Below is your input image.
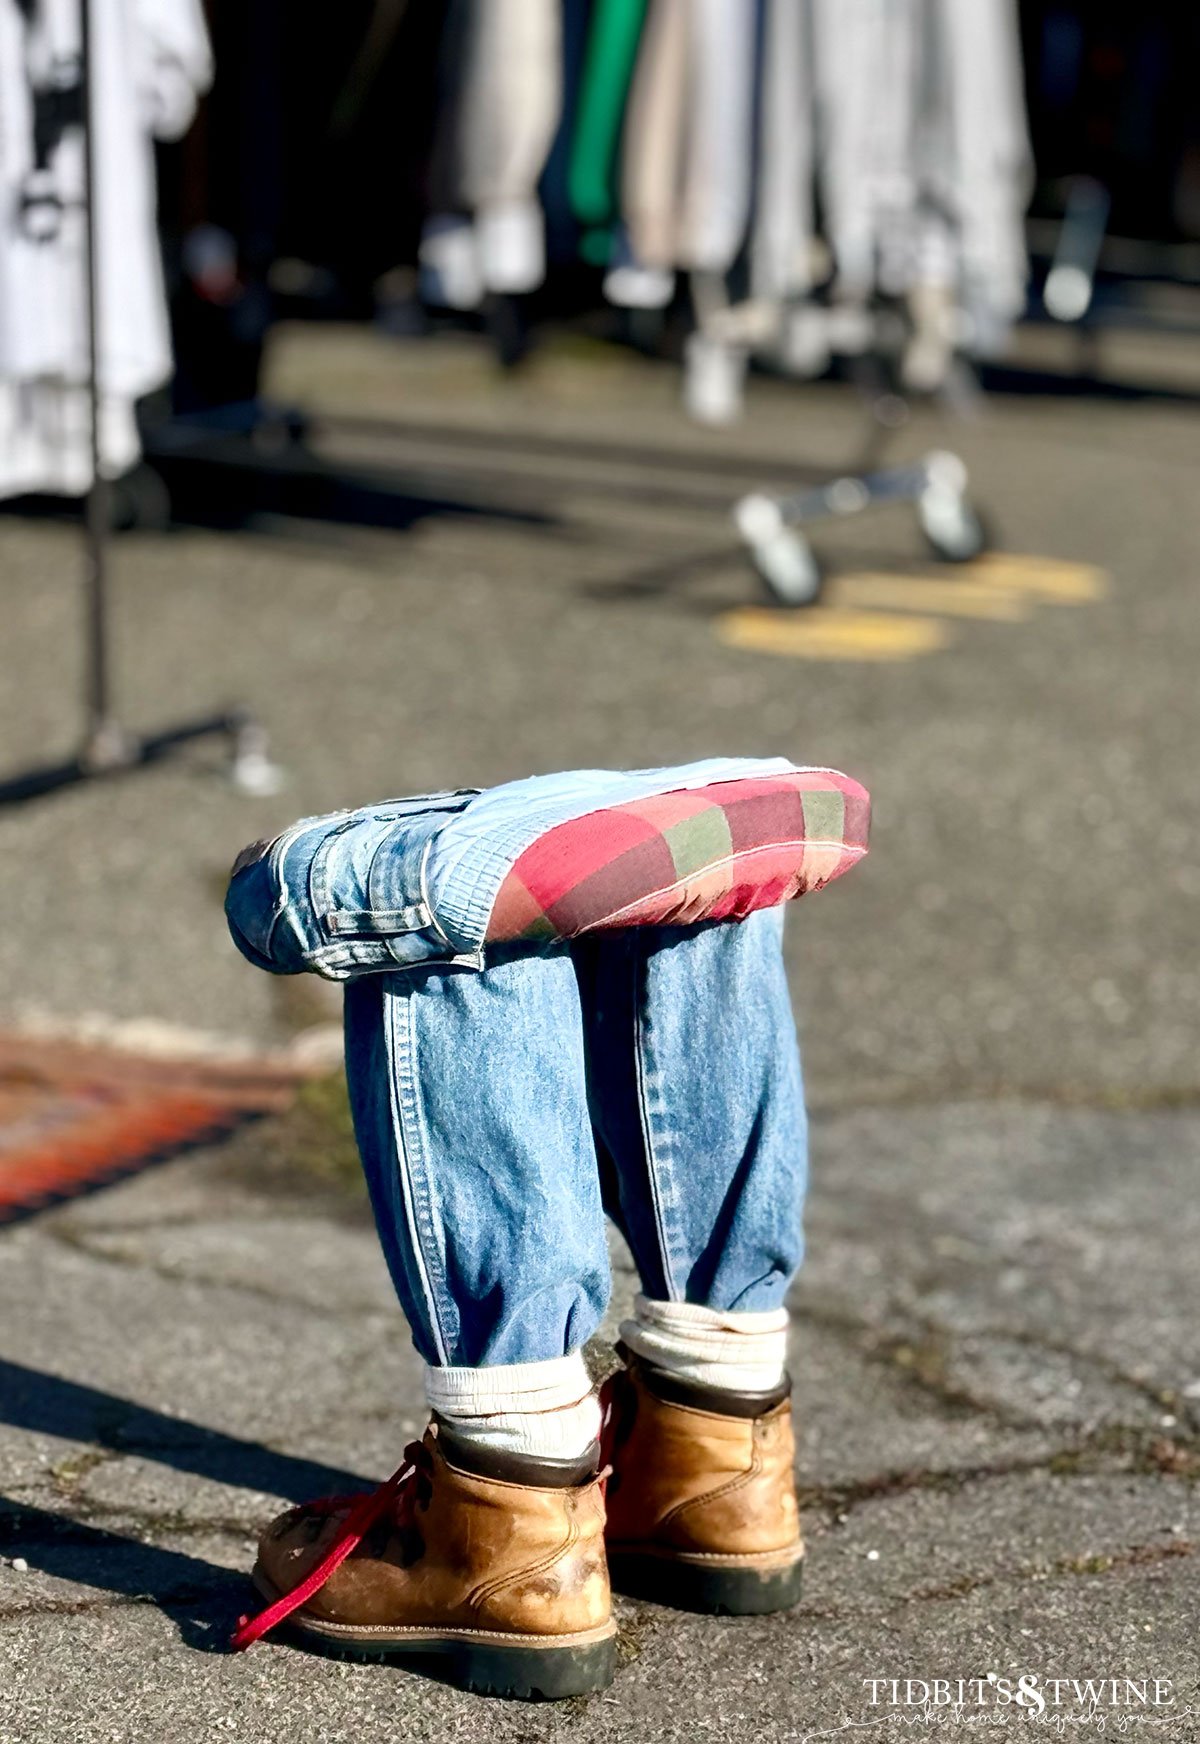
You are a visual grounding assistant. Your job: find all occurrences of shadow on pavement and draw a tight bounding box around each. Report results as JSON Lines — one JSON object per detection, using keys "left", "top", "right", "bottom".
{"left": 0, "top": 1358, "right": 368, "bottom": 1500}
{"left": 0, "top": 1495, "right": 237, "bottom": 1652}
{"left": 0, "top": 435, "right": 555, "bottom": 543}
{"left": 0, "top": 1357, "right": 374, "bottom": 1649}
{"left": 144, "top": 442, "right": 557, "bottom": 537}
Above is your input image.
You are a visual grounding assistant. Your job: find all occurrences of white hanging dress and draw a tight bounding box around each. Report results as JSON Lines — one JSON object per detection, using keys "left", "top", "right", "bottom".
{"left": 0, "top": 0, "right": 211, "bottom": 498}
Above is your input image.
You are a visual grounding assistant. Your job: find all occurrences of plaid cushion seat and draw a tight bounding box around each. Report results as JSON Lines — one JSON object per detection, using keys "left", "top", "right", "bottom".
{"left": 485, "top": 771, "right": 869, "bottom": 944}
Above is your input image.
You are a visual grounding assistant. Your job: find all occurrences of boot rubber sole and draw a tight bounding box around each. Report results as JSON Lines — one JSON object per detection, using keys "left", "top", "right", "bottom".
{"left": 244, "top": 1571, "right": 616, "bottom": 1700}
{"left": 607, "top": 1543, "right": 804, "bottom": 1616}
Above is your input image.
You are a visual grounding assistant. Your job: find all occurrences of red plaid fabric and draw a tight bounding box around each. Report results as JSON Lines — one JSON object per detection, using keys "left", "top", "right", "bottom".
{"left": 485, "top": 771, "right": 869, "bottom": 943}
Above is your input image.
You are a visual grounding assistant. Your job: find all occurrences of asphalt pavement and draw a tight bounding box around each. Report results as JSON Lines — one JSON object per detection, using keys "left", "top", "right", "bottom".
{"left": 0, "top": 327, "right": 1197, "bottom": 1740}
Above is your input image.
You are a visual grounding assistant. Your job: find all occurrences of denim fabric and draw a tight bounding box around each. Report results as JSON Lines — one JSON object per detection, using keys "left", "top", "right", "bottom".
{"left": 224, "top": 758, "right": 798, "bottom": 978}
{"left": 224, "top": 791, "right": 482, "bottom": 979}
{"left": 574, "top": 907, "right": 805, "bottom": 1313}
{"left": 343, "top": 910, "right": 806, "bottom": 1368}
{"left": 226, "top": 767, "right": 808, "bottom": 1369}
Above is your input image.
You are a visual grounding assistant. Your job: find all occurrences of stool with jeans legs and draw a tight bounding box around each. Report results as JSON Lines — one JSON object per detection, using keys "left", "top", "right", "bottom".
{"left": 223, "top": 760, "right": 869, "bottom": 1699}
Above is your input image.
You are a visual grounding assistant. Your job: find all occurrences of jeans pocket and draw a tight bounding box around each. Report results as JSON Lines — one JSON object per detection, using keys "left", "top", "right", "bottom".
{"left": 310, "top": 794, "right": 477, "bottom": 945}
{"left": 225, "top": 792, "right": 480, "bottom": 978}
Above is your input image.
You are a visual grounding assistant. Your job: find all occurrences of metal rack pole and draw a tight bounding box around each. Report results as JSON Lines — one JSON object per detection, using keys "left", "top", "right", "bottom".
{"left": 79, "top": 0, "right": 121, "bottom": 765}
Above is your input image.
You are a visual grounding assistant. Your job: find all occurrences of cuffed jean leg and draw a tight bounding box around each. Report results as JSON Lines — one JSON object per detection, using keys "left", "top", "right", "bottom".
{"left": 342, "top": 945, "right": 610, "bottom": 1369}
{"left": 574, "top": 909, "right": 807, "bottom": 1312}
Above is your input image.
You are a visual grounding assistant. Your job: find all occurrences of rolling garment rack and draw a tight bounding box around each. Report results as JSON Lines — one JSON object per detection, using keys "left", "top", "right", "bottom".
{"left": 733, "top": 308, "right": 991, "bottom": 608}
{"left": 0, "top": 0, "right": 279, "bottom": 807}
{"left": 734, "top": 171, "right": 1117, "bottom": 610}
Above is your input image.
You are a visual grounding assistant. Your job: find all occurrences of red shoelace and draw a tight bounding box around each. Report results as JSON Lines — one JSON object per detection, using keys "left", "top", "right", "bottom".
{"left": 230, "top": 1440, "right": 430, "bottom": 1651}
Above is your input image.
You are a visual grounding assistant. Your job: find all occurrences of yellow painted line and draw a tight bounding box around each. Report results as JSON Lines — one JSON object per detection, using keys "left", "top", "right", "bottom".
{"left": 716, "top": 607, "right": 954, "bottom": 662}
{"left": 826, "top": 573, "right": 1030, "bottom": 621}
{"left": 965, "top": 553, "right": 1108, "bottom": 601}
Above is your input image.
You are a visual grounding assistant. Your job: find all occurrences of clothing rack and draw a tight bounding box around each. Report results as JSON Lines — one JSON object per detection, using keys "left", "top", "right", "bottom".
{"left": 732, "top": 310, "right": 990, "bottom": 607}
{"left": 0, "top": 0, "right": 278, "bottom": 807}
{"left": 735, "top": 446, "right": 986, "bottom": 608}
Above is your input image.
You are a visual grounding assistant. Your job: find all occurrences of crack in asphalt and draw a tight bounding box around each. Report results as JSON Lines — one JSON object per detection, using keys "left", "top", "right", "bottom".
{"left": 806, "top": 1081, "right": 1200, "bottom": 1117}
{"left": 7, "top": 1499, "right": 263, "bottom": 1539}
{"left": 898, "top": 1535, "right": 1197, "bottom": 1612}
{"left": 38, "top": 1225, "right": 1185, "bottom": 1444}
{"left": 19, "top": 1540, "right": 1188, "bottom": 1632}
{"left": 0, "top": 1583, "right": 232, "bottom": 1624}
{"left": 37, "top": 1221, "right": 393, "bottom": 1325}
{"left": 799, "top": 1424, "right": 1200, "bottom": 1527}
{"left": 784, "top": 1538, "right": 1200, "bottom": 1628}
{"left": 792, "top": 1297, "right": 1200, "bottom": 1436}
{"left": 2, "top": 1538, "right": 1192, "bottom": 1634}
{"left": 3, "top": 1417, "right": 1194, "bottom": 1558}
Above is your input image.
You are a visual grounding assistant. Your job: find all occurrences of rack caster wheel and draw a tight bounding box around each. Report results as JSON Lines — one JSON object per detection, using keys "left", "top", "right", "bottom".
{"left": 734, "top": 495, "right": 823, "bottom": 608}
{"left": 917, "top": 452, "right": 989, "bottom": 563}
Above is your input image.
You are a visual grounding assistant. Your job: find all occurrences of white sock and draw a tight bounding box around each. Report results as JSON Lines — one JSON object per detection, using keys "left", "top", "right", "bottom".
{"left": 424, "top": 1350, "right": 600, "bottom": 1463}
{"left": 619, "top": 1295, "right": 789, "bottom": 1394}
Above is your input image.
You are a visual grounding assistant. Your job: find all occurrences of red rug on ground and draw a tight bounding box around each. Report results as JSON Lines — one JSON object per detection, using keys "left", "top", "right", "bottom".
{"left": 0, "top": 1034, "right": 306, "bottom": 1226}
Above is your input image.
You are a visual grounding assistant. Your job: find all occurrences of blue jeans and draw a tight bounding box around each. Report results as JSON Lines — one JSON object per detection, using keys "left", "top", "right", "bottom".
{"left": 343, "top": 913, "right": 806, "bottom": 1367}
{"left": 226, "top": 765, "right": 808, "bottom": 1369}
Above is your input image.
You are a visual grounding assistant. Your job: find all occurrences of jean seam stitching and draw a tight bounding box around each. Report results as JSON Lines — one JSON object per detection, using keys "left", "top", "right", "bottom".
{"left": 267, "top": 825, "right": 316, "bottom": 966}
{"left": 420, "top": 833, "right": 459, "bottom": 950}
{"left": 631, "top": 947, "right": 680, "bottom": 1302}
{"left": 385, "top": 989, "right": 453, "bottom": 1364}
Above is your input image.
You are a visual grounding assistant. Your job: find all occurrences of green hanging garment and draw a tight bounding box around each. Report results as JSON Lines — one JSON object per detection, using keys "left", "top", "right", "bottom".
{"left": 567, "top": 0, "right": 649, "bottom": 263}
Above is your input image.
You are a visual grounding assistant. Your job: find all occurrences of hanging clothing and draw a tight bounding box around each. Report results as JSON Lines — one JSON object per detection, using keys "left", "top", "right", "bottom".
{"left": 539, "top": 0, "right": 594, "bottom": 263}
{"left": 457, "top": 0, "right": 562, "bottom": 293}
{"left": 676, "top": 0, "right": 755, "bottom": 276}
{"left": 401, "top": 0, "right": 1032, "bottom": 409}
{"left": 419, "top": 0, "right": 484, "bottom": 310}
{"left": 419, "top": 0, "right": 562, "bottom": 302}
{"left": 611, "top": 0, "right": 758, "bottom": 283}
{"left": 749, "top": 0, "right": 817, "bottom": 303}
{"left": 934, "top": 0, "right": 1033, "bottom": 347}
{"left": 813, "top": 0, "right": 1030, "bottom": 338}
{"left": 0, "top": 0, "right": 211, "bottom": 497}
{"left": 619, "top": 0, "right": 690, "bottom": 273}
{"left": 567, "top": 0, "right": 647, "bottom": 262}
{"left": 815, "top": 0, "right": 923, "bottom": 301}
{"left": 605, "top": 0, "right": 756, "bottom": 314}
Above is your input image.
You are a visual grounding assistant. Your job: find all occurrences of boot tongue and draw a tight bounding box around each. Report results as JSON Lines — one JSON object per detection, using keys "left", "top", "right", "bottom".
{"left": 433, "top": 1420, "right": 601, "bottom": 1489}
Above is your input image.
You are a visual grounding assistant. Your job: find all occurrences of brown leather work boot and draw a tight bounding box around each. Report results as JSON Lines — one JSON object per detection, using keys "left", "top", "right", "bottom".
{"left": 600, "top": 1350, "right": 804, "bottom": 1615}
{"left": 232, "top": 1423, "right": 616, "bottom": 1700}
